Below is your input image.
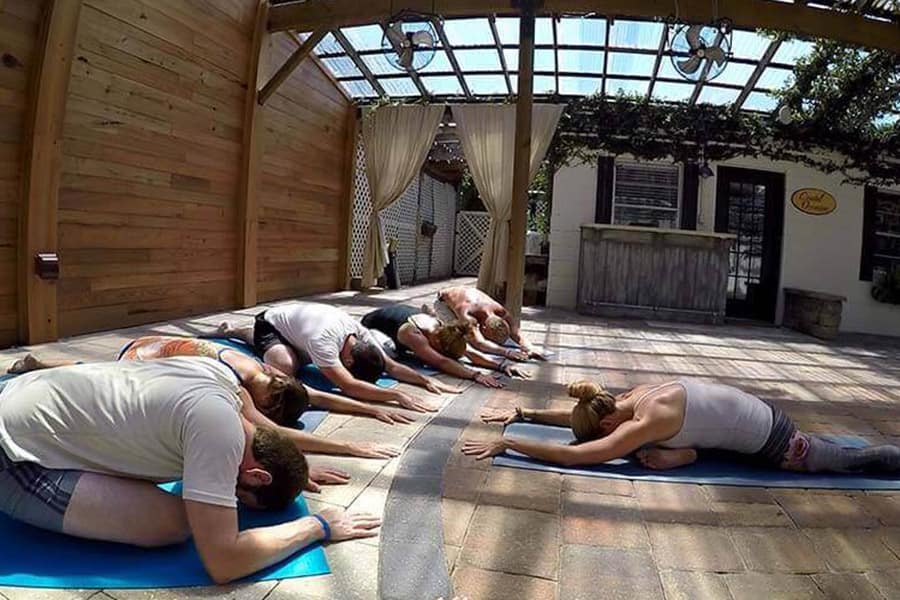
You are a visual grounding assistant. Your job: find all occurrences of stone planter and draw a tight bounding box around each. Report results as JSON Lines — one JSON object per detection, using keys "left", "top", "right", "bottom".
{"left": 782, "top": 287, "right": 846, "bottom": 340}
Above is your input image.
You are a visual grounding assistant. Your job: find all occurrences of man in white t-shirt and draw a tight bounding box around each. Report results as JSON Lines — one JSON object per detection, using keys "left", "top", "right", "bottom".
{"left": 0, "top": 357, "right": 380, "bottom": 584}
{"left": 219, "top": 302, "right": 458, "bottom": 413}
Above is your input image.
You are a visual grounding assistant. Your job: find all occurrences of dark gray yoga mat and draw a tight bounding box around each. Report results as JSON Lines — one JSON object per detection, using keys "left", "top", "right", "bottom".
{"left": 493, "top": 422, "right": 900, "bottom": 490}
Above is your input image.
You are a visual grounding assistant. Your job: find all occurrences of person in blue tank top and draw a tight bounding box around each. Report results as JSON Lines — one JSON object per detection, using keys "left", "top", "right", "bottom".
{"left": 463, "top": 378, "right": 900, "bottom": 474}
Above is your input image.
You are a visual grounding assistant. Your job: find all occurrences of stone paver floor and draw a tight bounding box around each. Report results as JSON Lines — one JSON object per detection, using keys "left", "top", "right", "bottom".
{"left": 2, "top": 277, "right": 900, "bottom": 599}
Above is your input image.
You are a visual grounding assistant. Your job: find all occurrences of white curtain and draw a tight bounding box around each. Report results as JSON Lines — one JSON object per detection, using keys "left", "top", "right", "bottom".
{"left": 452, "top": 103, "right": 564, "bottom": 297}
{"left": 360, "top": 104, "right": 444, "bottom": 288}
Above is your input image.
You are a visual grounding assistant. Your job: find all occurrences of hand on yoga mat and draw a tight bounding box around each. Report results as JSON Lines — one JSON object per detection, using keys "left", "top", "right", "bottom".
{"left": 396, "top": 392, "right": 439, "bottom": 413}
{"left": 372, "top": 407, "right": 415, "bottom": 425}
{"left": 475, "top": 372, "right": 504, "bottom": 388}
{"left": 346, "top": 442, "right": 401, "bottom": 459}
{"left": 462, "top": 439, "right": 509, "bottom": 460}
{"left": 504, "top": 348, "right": 529, "bottom": 362}
{"left": 501, "top": 363, "right": 532, "bottom": 380}
{"left": 305, "top": 466, "right": 352, "bottom": 492}
{"left": 424, "top": 377, "right": 463, "bottom": 394}
{"left": 480, "top": 407, "right": 521, "bottom": 426}
{"left": 316, "top": 507, "right": 381, "bottom": 542}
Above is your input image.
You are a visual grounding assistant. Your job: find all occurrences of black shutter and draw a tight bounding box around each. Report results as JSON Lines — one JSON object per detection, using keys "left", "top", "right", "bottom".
{"left": 594, "top": 156, "right": 614, "bottom": 224}
{"left": 860, "top": 186, "right": 877, "bottom": 281}
{"left": 680, "top": 162, "right": 699, "bottom": 230}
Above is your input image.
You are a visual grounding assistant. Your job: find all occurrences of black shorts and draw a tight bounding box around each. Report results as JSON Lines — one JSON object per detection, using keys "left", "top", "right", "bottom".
{"left": 253, "top": 311, "right": 291, "bottom": 356}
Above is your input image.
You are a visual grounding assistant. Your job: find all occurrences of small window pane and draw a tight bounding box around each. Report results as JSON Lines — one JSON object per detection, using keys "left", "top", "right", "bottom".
{"left": 341, "top": 79, "right": 377, "bottom": 98}
{"left": 558, "top": 50, "right": 604, "bottom": 74}
{"left": 444, "top": 18, "right": 494, "bottom": 46}
{"left": 557, "top": 17, "right": 606, "bottom": 46}
{"left": 419, "top": 51, "right": 454, "bottom": 74}
{"left": 773, "top": 39, "right": 814, "bottom": 65}
{"left": 495, "top": 17, "right": 519, "bottom": 45}
{"left": 503, "top": 48, "right": 519, "bottom": 70}
{"left": 658, "top": 55, "right": 690, "bottom": 80}
{"left": 874, "top": 192, "right": 900, "bottom": 272}
{"left": 340, "top": 25, "right": 386, "bottom": 51}
{"left": 535, "top": 17, "right": 554, "bottom": 45}
{"left": 742, "top": 91, "right": 778, "bottom": 112}
{"left": 362, "top": 53, "right": 404, "bottom": 75}
{"left": 455, "top": 48, "right": 502, "bottom": 71}
{"left": 607, "top": 52, "right": 656, "bottom": 76}
{"left": 608, "top": 20, "right": 664, "bottom": 49}
{"left": 607, "top": 78, "right": 649, "bottom": 96}
{"left": 756, "top": 67, "right": 794, "bottom": 91}
{"left": 559, "top": 76, "right": 601, "bottom": 95}
{"left": 652, "top": 81, "right": 695, "bottom": 102}
{"left": 379, "top": 77, "right": 420, "bottom": 96}
{"left": 710, "top": 62, "right": 756, "bottom": 86}
{"left": 533, "top": 49, "right": 555, "bottom": 73}
{"left": 421, "top": 75, "right": 464, "bottom": 96}
{"left": 321, "top": 56, "right": 361, "bottom": 78}
{"left": 730, "top": 30, "right": 772, "bottom": 61}
{"left": 533, "top": 75, "right": 556, "bottom": 94}
{"left": 314, "top": 33, "right": 344, "bottom": 56}
{"left": 465, "top": 74, "right": 508, "bottom": 95}
{"left": 614, "top": 162, "right": 680, "bottom": 229}
{"left": 697, "top": 85, "right": 741, "bottom": 106}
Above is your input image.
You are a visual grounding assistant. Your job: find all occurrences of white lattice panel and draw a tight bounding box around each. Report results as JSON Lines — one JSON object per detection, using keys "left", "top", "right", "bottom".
{"left": 382, "top": 177, "right": 419, "bottom": 284}
{"left": 349, "top": 137, "right": 370, "bottom": 279}
{"left": 431, "top": 180, "right": 456, "bottom": 278}
{"left": 454, "top": 211, "right": 491, "bottom": 276}
{"left": 416, "top": 174, "right": 434, "bottom": 280}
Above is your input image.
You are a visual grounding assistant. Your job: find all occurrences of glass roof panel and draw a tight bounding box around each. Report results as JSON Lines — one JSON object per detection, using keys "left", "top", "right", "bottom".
{"left": 875, "top": 113, "right": 899, "bottom": 128}
{"left": 657, "top": 55, "right": 691, "bottom": 81}
{"left": 314, "top": 33, "right": 344, "bottom": 56}
{"left": 756, "top": 67, "right": 794, "bottom": 90}
{"left": 361, "top": 53, "right": 405, "bottom": 76}
{"left": 535, "top": 17, "right": 554, "bottom": 45}
{"left": 773, "top": 39, "right": 815, "bottom": 65}
{"left": 418, "top": 50, "right": 453, "bottom": 74}
{"left": 742, "top": 91, "right": 778, "bottom": 112}
{"left": 653, "top": 81, "right": 696, "bottom": 102}
{"left": 378, "top": 77, "right": 420, "bottom": 97}
{"left": 533, "top": 49, "right": 555, "bottom": 72}
{"left": 321, "top": 56, "right": 361, "bottom": 78}
{"left": 709, "top": 62, "right": 757, "bottom": 86}
{"left": 465, "top": 74, "right": 509, "bottom": 95}
{"left": 455, "top": 48, "right": 502, "bottom": 71}
{"left": 697, "top": 85, "right": 741, "bottom": 105}
{"left": 730, "top": 30, "right": 772, "bottom": 60}
{"left": 608, "top": 20, "right": 664, "bottom": 49}
{"left": 558, "top": 49, "right": 604, "bottom": 74}
{"left": 533, "top": 75, "right": 557, "bottom": 94}
{"left": 556, "top": 17, "right": 606, "bottom": 46}
{"left": 444, "top": 18, "right": 494, "bottom": 46}
{"left": 559, "top": 76, "right": 602, "bottom": 96}
{"left": 495, "top": 17, "right": 519, "bottom": 45}
{"left": 607, "top": 52, "right": 657, "bottom": 75}
{"left": 341, "top": 79, "right": 378, "bottom": 98}
{"left": 421, "top": 75, "right": 465, "bottom": 96}
{"left": 340, "top": 25, "right": 385, "bottom": 51}
{"left": 503, "top": 48, "right": 519, "bottom": 70}
{"left": 607, "top": 78, "right": 649, "bottom": 96}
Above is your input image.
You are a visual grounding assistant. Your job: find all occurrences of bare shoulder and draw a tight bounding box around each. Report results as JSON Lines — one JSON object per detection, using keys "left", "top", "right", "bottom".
{"left": 635, "top": 382, "right": 686, "bottom": 430}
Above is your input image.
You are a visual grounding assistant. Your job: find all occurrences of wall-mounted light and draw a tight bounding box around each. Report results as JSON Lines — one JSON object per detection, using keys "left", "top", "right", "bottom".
{"left": 699, "top": 162, "right": 714, "bottom": 178}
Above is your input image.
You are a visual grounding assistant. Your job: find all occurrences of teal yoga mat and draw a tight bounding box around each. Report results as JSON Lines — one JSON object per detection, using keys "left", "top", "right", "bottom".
{"left": 0, "top": 487, "right": 329, "bottom": 589}
{"left": 494, "top": 422, "right": 900, "bottom": 490}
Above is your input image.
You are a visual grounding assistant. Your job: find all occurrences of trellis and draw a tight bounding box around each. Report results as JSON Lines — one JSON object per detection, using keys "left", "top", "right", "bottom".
{"left": 453, "top": 211, "right": 491, "bottom": 276}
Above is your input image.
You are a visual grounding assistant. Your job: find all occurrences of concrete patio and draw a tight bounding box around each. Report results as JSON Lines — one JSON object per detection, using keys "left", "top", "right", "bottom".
{"left": 1, "top": 277, "right": 899, "bottom": 600}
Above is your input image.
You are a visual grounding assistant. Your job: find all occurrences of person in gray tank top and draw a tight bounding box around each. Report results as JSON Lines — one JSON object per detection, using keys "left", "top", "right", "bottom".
{"left": 463, "top": 378, "right": 900, "bottom": 474}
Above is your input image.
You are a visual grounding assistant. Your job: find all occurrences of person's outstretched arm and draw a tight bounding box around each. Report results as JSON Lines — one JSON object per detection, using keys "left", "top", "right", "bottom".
{"left": 381, "top": 354, "right": 462, "bottom": 394}
{"left": 320, "top": 364, "right": 438, "bottom": 413}
{"left": 187, "top": 502, "right": 378, "bottom": 584}
{"left": 464, "top": 348, "right": 532, "bottom": 379}
{"left": 479, "top": 405, "right": 571, "bottom": 427}
{"left": 306, "top": 388, "right": 413, "bottom": 424}
{"left": 402, "top": 334, "right": 503, "bottom": 389}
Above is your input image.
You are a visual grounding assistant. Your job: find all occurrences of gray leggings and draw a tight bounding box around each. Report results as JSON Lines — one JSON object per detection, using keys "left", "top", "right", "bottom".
{"left": 800, "top": 434, "right": 900, "bottom": 474}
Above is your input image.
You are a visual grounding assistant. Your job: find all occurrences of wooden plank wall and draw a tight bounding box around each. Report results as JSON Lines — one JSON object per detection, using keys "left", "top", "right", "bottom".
{"left": 49, "top": 0, "right": 350, "bottom": 337}
{"left": 0, "top": 1, "right": 43, "bottom": 346}
{"left": 257, "top": 35, "right": 351, "bottom": 302}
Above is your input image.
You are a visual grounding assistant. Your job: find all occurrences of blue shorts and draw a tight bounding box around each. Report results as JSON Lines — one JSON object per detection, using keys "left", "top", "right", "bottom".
{"left": 0, "top": 445, "right": 82, "bottom": 533}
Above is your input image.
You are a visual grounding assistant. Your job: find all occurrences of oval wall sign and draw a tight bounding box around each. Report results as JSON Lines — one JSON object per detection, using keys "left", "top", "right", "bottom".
{"left": 791, "top": 188, "right": 836, "bottom": 215}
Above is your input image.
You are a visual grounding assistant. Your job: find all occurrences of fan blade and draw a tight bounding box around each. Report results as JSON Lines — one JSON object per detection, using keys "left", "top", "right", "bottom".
{"left": 678, "top": 55, "right": 702, "bottom": 74}
{"left": 386, "top": 23, "right": 406, "bottom": 48}
{"left": 410, "top": 30, "right": 435, "bottom": 47}
{"left": 706, "top": 46, "right": 727, "bottom": 66}
{"left": 399, "top": 46, "right": 414, "bottom": 69}
{"left": 685, "top": 25, "right": 704, "bottom": 51}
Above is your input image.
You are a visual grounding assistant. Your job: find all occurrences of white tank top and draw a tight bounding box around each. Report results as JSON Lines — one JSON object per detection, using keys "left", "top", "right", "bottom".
{"left": 657, "top": 378, "right": 773, "bottom": 454}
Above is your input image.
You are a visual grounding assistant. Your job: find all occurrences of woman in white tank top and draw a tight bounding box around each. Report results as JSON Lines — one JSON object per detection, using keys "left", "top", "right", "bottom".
{"left": 463, "top": 378, "right": 900, "bottom": 474}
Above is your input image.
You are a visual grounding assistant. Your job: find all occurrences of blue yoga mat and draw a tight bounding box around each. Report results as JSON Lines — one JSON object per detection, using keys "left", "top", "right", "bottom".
{"left": 494, "top": 422, "right": 900, "bottom": 490}
{"left": 0, "top": 485, "right": 329, "bottom": 589}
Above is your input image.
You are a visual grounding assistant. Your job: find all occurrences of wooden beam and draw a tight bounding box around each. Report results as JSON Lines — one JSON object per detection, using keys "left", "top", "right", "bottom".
{"left": 505, "top": 3, "right": 535, "bottom": 320}
{"left": 339, "top": 107, "right": 358, "bottom": 289}
{"left": 332, "top": 28, "right": 386, "bottom": 97}
{"left": 734, "top": 38, "right": 782, "bottom": 110}
{"left": 258, "top": 29, "right": 325, "bottom": 105}
{"left": 287, "top": 30, "right": 354, "bottom": 103}
{"left": 268, "top": 0, "right": 900, "bottom": 53}
{"left": 432, "top": 16, "right": 473, "bottom": 100}
{"left": 645, "top": 25, "right": 668, "bottom": 100}
{"left": 489, "top": 15, "right": 513, "bottom": 96}
{"left": 237, "top": 0, "right": 270, "bottom": 308}
{"left": 18, "top": 0, "right": 83, "bottom": 344}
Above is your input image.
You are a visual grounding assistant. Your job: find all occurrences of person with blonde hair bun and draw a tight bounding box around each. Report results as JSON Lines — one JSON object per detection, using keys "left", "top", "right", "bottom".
{"left": 361, "top": 304, "right": 531, "bottom": 389}
{"left": 465, "top": 378, "right": 900, "bottom": 474}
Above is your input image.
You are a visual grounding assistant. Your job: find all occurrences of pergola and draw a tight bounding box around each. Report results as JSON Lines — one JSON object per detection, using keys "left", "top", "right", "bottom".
{"left": 247, "top": 0, "right": 899, "bottom": 318}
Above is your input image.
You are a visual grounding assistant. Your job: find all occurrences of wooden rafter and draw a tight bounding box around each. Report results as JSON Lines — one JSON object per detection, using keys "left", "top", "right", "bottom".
{"left": 551, "top": 16, "right": 560, "bottom": 94}
{"left": 431, "top": 16, "right": 473, "bottom": 99}
{"left": 645, "top": 26, "right": 669, "bottom": 100}
{"left": 258, "top": 29, "right": 326, "bottom": 105}
{"left": 268, "top": 0, "right": 900, "bottom": 53}
{"left": 489, "top": 15, "right": 514, "bottom": 95}
{"left": 332, "top": 28, "right": 386, "bottom": 96}
{"left": 600, "top": 19, "right": 611, "bottom": 96}
{"left": 288, "top": 30, "right": 354, "bottom": 103}
{"left": 733, "top": 38, "right": 782, "bottom": 110}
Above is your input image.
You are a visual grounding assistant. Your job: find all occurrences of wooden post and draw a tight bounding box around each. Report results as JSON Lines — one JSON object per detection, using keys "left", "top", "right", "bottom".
{"left": 237, "top": 0, "right": 270, "bottom": 308}
{"left": 505, "top": 2, "right": 535, "bottom": 320}
{"left": 18, "top": 0, "right": 82, "bottom": 344}
{"left": 338, "top": 107, "right": 358, "bottom": 289}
